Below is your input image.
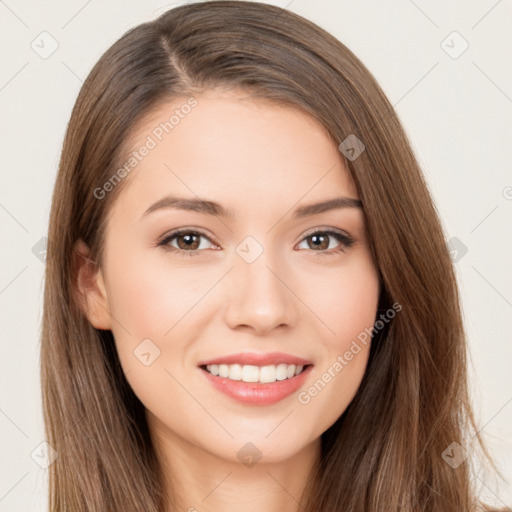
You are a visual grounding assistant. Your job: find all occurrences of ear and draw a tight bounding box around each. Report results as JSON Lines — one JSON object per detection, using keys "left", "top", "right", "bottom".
{"left": 73, "top": 239, "right": 112, "bottom": 330}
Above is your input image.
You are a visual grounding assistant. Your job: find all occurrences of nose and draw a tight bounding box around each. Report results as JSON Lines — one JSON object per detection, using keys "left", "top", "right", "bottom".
{"left": 223, "top": 252, "right": 298, "bottom": 336}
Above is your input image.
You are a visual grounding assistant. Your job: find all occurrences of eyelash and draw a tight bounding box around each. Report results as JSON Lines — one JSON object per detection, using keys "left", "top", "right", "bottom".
{"left": 157, "top": 228, "right": 355, "bottom": 257}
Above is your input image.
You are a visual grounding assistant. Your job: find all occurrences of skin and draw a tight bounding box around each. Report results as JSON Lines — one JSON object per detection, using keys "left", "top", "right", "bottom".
{"left": 76, "top": 89, "right": 380, "bottom": 512}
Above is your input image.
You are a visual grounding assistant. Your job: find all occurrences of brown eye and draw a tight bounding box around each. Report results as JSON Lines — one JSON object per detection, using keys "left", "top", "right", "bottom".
{"left": 307, "top": 233, "right": 330, "bottom": 250}
{"left": 297, "top": 230, "right": 354, "bottom": 255}
{"left": 175, "top": 233, "right": 201, "bottom": 250}
{"left": 158, "top": 229, "right": 216, "bottom": 256}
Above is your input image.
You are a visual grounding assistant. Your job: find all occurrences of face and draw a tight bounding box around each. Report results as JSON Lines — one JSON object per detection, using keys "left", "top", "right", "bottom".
{"left": 78, "top": 88, "right": 380, "bottom": 466}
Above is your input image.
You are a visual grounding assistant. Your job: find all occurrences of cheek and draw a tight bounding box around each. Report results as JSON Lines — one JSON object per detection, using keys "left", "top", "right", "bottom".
{"left": 103, "top": 253, "right": 193, "bottom": 420}
{"left": 106, "top": 249, "right": 199, "bottom": 338}
{"left": 312, "top": 255, "right": 380, "bottom": 349}
{"left": 103, "top": 248, "right": 217, "bottom": 391}
{"left": 296, "top": 257, "right": 379, "bottom": 427}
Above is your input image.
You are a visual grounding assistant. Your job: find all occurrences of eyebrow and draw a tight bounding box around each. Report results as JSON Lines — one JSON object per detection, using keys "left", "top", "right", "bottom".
{"left": 141, "top": 195, "right": 363, "bottom": 220}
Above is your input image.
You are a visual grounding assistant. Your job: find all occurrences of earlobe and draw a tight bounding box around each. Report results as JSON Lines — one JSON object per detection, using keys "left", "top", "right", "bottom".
{"left": 73, "top": 239, "right": 112, "bottom": 330}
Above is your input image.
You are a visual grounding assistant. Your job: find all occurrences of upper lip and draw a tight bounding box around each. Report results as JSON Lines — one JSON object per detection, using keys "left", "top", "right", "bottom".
{"left": 197, "top": 352, "right": 313, "bottom": 367}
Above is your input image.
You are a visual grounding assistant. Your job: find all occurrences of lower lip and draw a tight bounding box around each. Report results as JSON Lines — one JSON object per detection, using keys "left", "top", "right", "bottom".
{"left": 200, "top": 365, "right": 313, "bottom": 406}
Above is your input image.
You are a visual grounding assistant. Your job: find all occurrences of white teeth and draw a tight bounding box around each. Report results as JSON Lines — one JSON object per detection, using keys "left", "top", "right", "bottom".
{"left": 241, "top": 365, "right": 259, "bottom": 382}
{"left": 276, "top": 364, "right": 288, "bottom": 381}
{"left": 205, "top": 363, "right": 306, "bottom": 383}
{"left": 229, "top": 364, "right": 242, "bottom": 380}
{"left": 259, "top": 365, "right": 276, "bottom": 383}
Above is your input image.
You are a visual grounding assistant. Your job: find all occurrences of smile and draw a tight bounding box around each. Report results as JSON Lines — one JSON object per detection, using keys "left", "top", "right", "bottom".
{"left": 204, "top": 363, "right": 306, "bottom": 383}
{"left": 199, "top": 363, "right": 313, "bottom": 406}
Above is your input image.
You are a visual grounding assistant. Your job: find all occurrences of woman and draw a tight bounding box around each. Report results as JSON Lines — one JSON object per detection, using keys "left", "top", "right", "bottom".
{"left": 40, "top": 1, "right": 508, "bottom": 511}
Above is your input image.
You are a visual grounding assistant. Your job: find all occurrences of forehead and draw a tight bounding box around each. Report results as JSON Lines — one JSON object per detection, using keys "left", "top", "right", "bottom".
{"left": 111, "top": 89, "right": 359, "bottom": 221}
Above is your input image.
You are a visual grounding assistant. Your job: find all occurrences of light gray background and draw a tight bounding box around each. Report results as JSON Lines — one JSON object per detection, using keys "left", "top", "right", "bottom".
{"left": 0, "top": 0, "right": 511, "bottom": 510}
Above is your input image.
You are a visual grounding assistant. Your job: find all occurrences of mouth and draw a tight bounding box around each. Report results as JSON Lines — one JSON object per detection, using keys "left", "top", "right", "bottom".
{"left": 197, "top": 352, "right": 314, "bottom": 406}
{"left": 200, "top": 363, "right": 309, "bottom": 384}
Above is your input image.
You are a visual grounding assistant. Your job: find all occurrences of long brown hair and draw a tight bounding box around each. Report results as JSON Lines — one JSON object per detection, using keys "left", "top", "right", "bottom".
{"left": 41, "top": 1, "right": 507, "bottom": 510}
